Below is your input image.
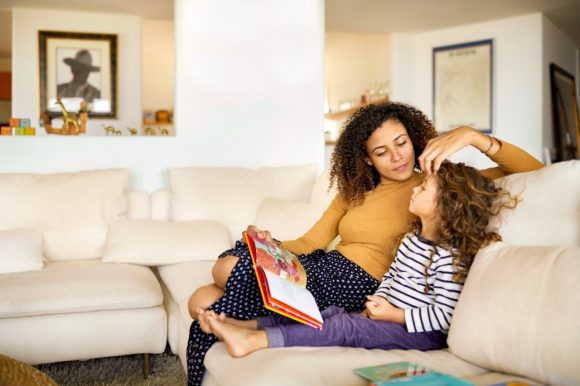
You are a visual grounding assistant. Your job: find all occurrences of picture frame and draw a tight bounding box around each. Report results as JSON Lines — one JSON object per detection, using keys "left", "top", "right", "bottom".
{"left": 433, "top": 39, "right": 492, "bottom": 133}
{"left": 549, "top": 63, "right": 580, "bottom": 161}
{"left": 39, "top": 31, "right": 117, "bottom": 118}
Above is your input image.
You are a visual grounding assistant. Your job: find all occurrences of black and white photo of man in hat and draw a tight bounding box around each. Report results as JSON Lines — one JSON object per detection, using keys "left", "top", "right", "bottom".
{"left": 57, "top": 49, "right": 101, "bottom": 103}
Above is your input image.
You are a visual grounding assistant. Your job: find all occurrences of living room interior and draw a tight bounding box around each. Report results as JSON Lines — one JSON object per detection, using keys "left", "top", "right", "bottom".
{"left": 0, "top": 0, "right": 579, "bottom": 385}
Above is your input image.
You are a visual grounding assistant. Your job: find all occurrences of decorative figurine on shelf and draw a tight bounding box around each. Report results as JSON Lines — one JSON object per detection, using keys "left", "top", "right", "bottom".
{"left": 127, "top": 127, "right": 138, "bottom": 136}
{"left": 55, "top": 98, "right": 80, "bottom": 135}
{"left": 103, "top": 125, "right": 116, "bottom": 135}
{"left": 103, "top": 125, "right": 121, "bottom": 135}
{"left": 41, "top": 99, "right": 87, "bottom": 135}
{"left": 144, "top": 127, "right": 156, "bottom": 136}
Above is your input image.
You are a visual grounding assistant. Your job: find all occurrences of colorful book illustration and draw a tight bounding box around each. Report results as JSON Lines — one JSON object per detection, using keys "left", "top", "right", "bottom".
{"left": 244, "top": 232, "right": 323, "bottom": 329}
{"left": 354, "top": 361, "right": 473, "bottom": 386}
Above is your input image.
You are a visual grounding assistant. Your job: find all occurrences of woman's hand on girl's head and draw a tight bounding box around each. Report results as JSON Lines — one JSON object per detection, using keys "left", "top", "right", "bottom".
{"left": 242, "top": 224, "right": 274, "bottom": 244}
{"left": 419, "top": 126, "right": 478, "bottom": 175}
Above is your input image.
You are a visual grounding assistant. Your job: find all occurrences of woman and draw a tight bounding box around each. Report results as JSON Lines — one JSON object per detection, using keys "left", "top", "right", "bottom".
{"left": 195, "top": 161, "right": 520, "bottom": 358}
{"left": 186, "top": 102, "right": 542, "bottom": 385}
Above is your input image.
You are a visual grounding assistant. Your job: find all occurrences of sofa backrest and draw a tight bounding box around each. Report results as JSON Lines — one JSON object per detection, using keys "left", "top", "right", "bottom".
{"left": 0, "top": 169, "right": 130, "bottom": 261}
{"left": 449, "top": 242, "right": 580, "bottom": 386}
{"left": 492, "top": 160, "right": 580, "bottom": 247}
{"left": 167, "top": 165, "right": 318, "bottom": 242}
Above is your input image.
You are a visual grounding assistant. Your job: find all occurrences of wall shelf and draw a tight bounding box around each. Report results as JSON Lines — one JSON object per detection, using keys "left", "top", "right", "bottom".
{"left": 324, "top": 97, "right": 388, "bottom": 121}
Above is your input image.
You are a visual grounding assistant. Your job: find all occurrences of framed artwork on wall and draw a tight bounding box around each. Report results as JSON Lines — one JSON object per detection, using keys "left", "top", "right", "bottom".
{"left": 549, "top": 63, "right": 580, "bottom": 162}
{"left": 39, "top": 31, "right": 117, "bottom": 118}
{"left": 433, "top": 39, "right": 492, "bottom": 133}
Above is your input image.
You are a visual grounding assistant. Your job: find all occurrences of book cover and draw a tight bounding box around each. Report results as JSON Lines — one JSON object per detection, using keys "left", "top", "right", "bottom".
{"left": 354, "top": 361, "right": 473, "bottom": 386}
{"left": 244, "top": 232, "right": 323, "bottom": 329}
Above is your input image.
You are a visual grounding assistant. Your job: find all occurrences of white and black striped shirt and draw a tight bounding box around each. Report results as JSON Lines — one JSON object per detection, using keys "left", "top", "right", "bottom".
{"left": 374, "top": 232, "right": 463, "bottom": 333}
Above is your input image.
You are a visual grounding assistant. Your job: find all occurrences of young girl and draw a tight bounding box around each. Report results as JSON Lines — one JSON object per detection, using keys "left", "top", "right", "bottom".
{"left": 196, "top": 162, "right": 518, "bottom": 356}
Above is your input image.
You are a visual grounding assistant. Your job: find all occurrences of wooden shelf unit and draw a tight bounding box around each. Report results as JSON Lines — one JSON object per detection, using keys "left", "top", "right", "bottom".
{"left": 324, "top": 97, "right": 388, "bottom": 121}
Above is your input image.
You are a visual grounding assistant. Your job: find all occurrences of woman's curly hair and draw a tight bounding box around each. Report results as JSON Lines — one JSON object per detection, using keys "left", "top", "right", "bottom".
{"left": 329, "top": 101, "right": 437, "bottom": 206}
{"left": 422, "top": 162, "right": 519, "bottom": 287}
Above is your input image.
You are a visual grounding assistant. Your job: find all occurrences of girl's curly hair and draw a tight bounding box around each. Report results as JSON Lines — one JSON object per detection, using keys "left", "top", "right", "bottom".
{"left": 422, "top": 162, "right": 519, "bottom": 287}
{"left": 329, "top": 101, "right": 437, "bottom": 205}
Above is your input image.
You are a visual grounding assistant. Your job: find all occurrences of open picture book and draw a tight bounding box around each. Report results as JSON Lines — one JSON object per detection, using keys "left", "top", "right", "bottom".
{"left": 244, "top": 232, "right": 323, "bottom": 329}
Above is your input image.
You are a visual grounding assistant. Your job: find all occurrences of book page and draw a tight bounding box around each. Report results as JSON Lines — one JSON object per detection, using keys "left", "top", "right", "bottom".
{"left": 263, "top": 269, "right": 322, "bottom": 323}
{"left": 250, "top": 235, "right": 307, "bottom": 287}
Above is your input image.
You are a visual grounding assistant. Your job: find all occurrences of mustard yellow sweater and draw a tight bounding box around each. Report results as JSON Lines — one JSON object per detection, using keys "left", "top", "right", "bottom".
{"left": 281, "top": 140, "right": 543, "bottom": 280}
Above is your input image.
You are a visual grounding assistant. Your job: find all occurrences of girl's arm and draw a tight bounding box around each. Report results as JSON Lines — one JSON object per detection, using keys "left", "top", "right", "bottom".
{"left": 419, "top": 126, "right": 543, "bottom": 176}
{"left": 280, "top": 194, "right": 348, "bottom": 255}
{"left": 404, "top": 263, "right": 463, "bottom": 333}
{"left": 364, "top": 295, "right": 405, "bottom": 323}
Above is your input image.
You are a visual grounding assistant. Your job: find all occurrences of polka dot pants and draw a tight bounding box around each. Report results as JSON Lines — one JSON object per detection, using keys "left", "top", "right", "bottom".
{"left": 186, "top": 242, "right": 380, "bottom": 385}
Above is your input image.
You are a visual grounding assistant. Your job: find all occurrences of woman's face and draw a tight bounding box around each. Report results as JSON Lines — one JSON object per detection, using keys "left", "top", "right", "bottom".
{"left": 365, "top": 119, "right": 415, "bottom": 182}
{"left": 409, "top": 175, "right": 439, "bottom": 219}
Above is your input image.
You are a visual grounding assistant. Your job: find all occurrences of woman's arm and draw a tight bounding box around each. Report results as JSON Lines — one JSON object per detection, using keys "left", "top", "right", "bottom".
{"left": 281, "top": 195, "right": 347, "bottom": 255}
{"left": 418, "top": 126, "right": 543, "bottom": 176}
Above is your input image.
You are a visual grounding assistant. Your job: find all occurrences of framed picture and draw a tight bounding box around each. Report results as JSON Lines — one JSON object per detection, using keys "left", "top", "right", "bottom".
{"left": 433, "top": 39, "right": 492, "bottom": 133}
{"left": 39, "top": 31, "right": 117, "bottom": 118}
{"left": 549, "top": 63, "right": 580, "bottom": 162}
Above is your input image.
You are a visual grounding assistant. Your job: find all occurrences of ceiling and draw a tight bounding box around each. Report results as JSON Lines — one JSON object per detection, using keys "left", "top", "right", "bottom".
{"left": 0, "top": 0, "right": 579, "bottom": 54}
{"left": 327, "top": 0, "right": 580, "bottom": 46}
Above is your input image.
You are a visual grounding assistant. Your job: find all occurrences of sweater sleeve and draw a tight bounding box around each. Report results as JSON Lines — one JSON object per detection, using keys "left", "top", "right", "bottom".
{"left": 280, "top": 194, "right": 347, "bottom": 255}
{"left": 480, "top": 139, "right": 544, "bottom": 179}
{"left": 404, "top": 255, "right": 463, "bottom": 333}
{"left": 373, "top": 259, "right": 397, "bottom": 300}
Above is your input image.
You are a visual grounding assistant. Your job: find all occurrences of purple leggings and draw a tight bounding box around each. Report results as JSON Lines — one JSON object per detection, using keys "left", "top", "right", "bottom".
{"left": 257, "top": 305, "right": 447, "bottom": 351}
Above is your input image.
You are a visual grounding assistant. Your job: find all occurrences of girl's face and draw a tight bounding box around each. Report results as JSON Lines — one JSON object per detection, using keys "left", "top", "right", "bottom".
{"left": 365, "top": 119, "right": 415, "bottom": 182}
{"left": 409, "top": 175, "right": 439, "bottom": 219}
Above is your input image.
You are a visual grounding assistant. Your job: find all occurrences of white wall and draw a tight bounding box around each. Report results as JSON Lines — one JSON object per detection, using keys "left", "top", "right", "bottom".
{"left": 175, "top": 0, "right": 325, "bottom": 174}
{"left": 394, "top": 13, "right": 545, "bottom": 168}
{"left": 0, "top": 1, "right": 324, "bottom": 192}
{"left": 142, "top": 19, "right": 174, "bottom": 112}
{"left": 388, "top": 33, "right": 415, "bottom": 104}
{"left": 542, "top": 15, "right": 579, "bottom": 162}
{"left": 325, "top": 32, "right": 391, "bottom": 110}
{"left": 11, "top": 8, "right": 142, "bottom": 136}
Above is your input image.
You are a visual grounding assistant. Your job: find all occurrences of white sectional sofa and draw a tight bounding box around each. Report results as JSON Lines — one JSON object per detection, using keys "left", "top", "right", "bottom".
{"left": 0, "top": 161, "right": 579, "bottom": 386}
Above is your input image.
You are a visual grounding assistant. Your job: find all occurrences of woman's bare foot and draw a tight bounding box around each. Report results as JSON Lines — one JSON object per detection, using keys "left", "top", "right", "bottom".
{"left": 208, "top": 317, "right": 269, "bottom": 358}
{"left": 196, "top": 308, "right": 225, "bottom": 334}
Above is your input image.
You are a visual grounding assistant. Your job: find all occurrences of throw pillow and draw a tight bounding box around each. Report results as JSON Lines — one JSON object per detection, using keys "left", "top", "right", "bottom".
{"left": 102, "top": 220, "right": 232, "bottom": 266}
{"left": 0, "top": 229, "right": 44, "bottom": 273}
{"left": 0, "top": 169, "right": 129, "bottom": 261}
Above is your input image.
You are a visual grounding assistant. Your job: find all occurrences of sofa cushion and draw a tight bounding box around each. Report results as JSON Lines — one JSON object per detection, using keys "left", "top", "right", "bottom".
{"left": 448, "top": 242, "right": 580, "bottom": 386}
{"left": 255, "top": 198, "right": 326, "bottom": 241}
{"left": 205, "top": 344, "right": 488, "bottom": 386}
{"left": 168, "top": 165, "right": 317, "bottom": 241}
{"left": 0, "top": 260, "right": 163, "bottom": 318}
{"left": 103, "top": 220, "right": 231, "bottom": 266}
{"left": 309, "top": 170, "right": 337, "bottom": 208}
{"left": 492, "top": 160, "right": 580, "bottom": 246}
{"left": 0, "top": 169, "right": 129, "bottom": 261}
{"left": 157, "top": 260, "right": 214, "bottom": 304}
{"left": 0, "top": 229, "right": 44, "bottom": 274}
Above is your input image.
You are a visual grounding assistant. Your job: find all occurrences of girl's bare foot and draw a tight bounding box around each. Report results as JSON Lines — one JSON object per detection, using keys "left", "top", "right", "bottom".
{"left": 208, "top": 317, "right": 269, "bottom": 357}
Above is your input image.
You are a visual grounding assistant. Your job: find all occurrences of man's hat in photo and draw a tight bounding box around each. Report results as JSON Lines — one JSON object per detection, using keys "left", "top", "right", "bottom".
{"left": 63, "top": 50, "right": 100, "bottom": 72}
